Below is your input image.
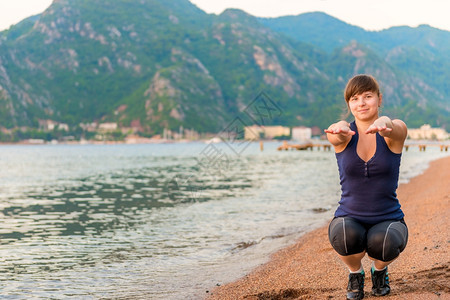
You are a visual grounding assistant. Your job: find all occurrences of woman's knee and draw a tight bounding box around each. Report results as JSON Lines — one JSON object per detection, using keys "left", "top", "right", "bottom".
{"left": 367, "top": 220, "right": 408, "bottom": 262}
{"left": 328, "top": 217, "right": 367, "bottom": 256}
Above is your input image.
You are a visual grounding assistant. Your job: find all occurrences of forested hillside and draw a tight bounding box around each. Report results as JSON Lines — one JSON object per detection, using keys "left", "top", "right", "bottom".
{"left": 0, "top": 0, "right": 448, "bottom": 141}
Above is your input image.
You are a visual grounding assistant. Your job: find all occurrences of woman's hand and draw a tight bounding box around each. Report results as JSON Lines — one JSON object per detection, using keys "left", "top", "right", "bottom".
{"left": 365, "top": 117, "right": 393, "bottom": 136}
{"left": 325, "top": 121, "right": 356, "bottom": 136}
{"left": 325, "top": 121, "right": 355, "bottom": 150}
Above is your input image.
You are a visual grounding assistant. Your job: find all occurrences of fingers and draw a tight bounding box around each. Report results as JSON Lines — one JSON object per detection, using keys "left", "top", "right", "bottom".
{"left": 365, "top": 125, "right": 393, "bottom": 134}
{"left": 324, "top": 127, "right": 355, "bottom": 136}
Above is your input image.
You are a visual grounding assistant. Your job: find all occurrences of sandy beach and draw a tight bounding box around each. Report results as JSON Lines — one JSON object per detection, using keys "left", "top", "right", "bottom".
{"left": 208, "top": 155, "right": 450, "bottom": 299}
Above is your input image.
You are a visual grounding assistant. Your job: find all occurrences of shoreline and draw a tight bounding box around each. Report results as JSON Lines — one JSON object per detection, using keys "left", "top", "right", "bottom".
{"left": 0, "top": 138, "right": 448, "bottom": 146}
{"left": 207, "top": 156, "right": 450, "bottom": 299}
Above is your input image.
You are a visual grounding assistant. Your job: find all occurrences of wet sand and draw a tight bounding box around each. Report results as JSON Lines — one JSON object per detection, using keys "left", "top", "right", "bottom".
{"left": 208, "top": 156, "right": 450, "bottom": 299}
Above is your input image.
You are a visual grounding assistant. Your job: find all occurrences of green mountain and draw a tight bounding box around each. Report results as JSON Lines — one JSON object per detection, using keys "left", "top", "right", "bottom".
{"left": 0, "top": 1, "right": 448, "bottom": 139}
{"left": 259, "top": 12, "right": 369, "bottom": 52}
{"left": 260, "top": 13, "right": 450, "bottom": 126}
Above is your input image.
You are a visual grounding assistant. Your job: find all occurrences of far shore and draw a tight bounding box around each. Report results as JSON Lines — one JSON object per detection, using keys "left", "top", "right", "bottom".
{"left": 207, "top": 156, "right": 450, "bottom": 299}
{"left": 0, "top": 138, "right": 448, "bottom": 148}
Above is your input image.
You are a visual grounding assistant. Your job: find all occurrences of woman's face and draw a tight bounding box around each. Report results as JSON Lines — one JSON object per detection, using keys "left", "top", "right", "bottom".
{"left": 348, "top": 91, "right": 382, "bottom": 121}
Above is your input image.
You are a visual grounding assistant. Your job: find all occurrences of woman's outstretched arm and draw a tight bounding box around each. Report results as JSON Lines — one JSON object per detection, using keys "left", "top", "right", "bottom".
{"left": 324, "top": 121, "right": 355, "bottom": 151}
{"left": 365, "top": 116, "right": 408, "bottom": 152}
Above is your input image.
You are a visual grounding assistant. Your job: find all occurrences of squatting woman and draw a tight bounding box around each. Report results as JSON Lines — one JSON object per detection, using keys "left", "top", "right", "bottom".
{"left": 325, "top": 74, "right": 408, "bottom": 299}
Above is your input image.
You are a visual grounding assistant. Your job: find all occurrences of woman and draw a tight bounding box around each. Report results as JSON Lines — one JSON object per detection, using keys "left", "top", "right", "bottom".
{"left": 325, "top": 74, "right": 408, "bottom": 299}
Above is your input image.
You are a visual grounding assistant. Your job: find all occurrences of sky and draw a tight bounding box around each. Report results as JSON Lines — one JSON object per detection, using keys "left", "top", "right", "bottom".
{"left": 0, "top": 0, "right": 449, "bottom": 32}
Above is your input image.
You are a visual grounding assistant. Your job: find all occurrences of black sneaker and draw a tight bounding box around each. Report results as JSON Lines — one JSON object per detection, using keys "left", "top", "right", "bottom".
{"left": 347, "top": 270, "right": 365, "bottom": 300}
{"left": 371, "top": 267, "right": 390, "bottom": 296}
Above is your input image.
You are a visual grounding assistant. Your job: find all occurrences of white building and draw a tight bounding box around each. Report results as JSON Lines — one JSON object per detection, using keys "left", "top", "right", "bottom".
{"left": 98, "top": 122, "right": 118, "bottom": 131}
{"left": 244, "top": 125, "right": 290, "bottom": 140}
{"left": 79, "top": 122, "right": 98, "bottom": 132}
{"left": 38, "top": 120, "right": 69, "bottom": 131}
{"left": 58, "top": 123, "right": 69, "bottom": 131}
{"left": 408, "top": 124, "right": 448, "bottom": 140}
{"left": 38, "top": 119, "right": 58, "bottom": 131}
{"left": 292, "top": 126, "right": 312, "bottom": 141}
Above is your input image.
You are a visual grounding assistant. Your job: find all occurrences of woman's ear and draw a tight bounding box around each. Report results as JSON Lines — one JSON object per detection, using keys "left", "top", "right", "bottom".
{"left": 378, "top": 93, "right": 383, "bottom": 107}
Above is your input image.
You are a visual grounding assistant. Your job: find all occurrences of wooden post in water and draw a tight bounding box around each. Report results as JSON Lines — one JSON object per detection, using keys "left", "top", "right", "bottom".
{"left": 260, "top": 141, "right": 264, "bottom": 152}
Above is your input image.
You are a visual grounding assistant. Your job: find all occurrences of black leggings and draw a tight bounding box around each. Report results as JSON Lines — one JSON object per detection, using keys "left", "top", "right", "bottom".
{"left": 328, "top": 217, "right": 408, "bottom": 262}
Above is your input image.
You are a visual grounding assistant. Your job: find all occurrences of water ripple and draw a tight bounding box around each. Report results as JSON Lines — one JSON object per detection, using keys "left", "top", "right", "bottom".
{"left": 0, "top": 143, "right": 447, "bottom": 298}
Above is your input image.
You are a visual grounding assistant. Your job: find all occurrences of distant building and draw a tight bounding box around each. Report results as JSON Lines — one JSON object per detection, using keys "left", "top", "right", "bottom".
{"left": 38, "top": 120, "right": 69, "bottom": 131}
{"left": 292, "top": 126, "right": 312, "bottom": 141}
{"left": 58, "top": 123, "right": 69, "bottom": 131}
{"left": 38, "top": 119, "right": 58, "bottom": 131}
{"left": 244, "top": 125, "right": 290, "bottom": 140}
{"left": 408, "top": 124, "right": 448, "bottom": 140}
{"left": 263, "top": 126, "right": 290, "bottom": 139}
{"left": 79, "top": 122, "right": 98, "bottom": 132}
{"left": 98, "top": 122, "right": 118, "bottom": 131}
{"left": 244, "top": 125, "right": 262, "bottom": 140}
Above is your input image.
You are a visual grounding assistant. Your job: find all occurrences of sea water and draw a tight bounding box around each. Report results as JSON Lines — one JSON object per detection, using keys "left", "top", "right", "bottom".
{"left": 0, "top": 142, "right": 447, "bottom": 299}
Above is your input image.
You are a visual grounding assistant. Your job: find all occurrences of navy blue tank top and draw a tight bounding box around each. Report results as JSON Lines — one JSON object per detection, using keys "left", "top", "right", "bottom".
{"left": 334, "top": 121, "right": 404, "bottom": 224}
